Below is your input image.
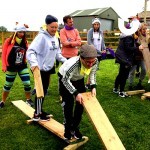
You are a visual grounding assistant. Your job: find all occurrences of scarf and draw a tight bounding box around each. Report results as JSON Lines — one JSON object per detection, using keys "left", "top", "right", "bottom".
{"left": 15, "top": 36, "right": 22, "bottom": 45}
{"left": 80, "top": 63, "right": 91, "bottom": 76}
{"left": 65, "top": 25, "right": 74, "bottom": 30}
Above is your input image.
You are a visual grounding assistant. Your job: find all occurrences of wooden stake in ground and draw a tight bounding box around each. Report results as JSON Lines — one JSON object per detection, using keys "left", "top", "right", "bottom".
{"left": 82, "top": 92, "right": 126, "bottom": 150}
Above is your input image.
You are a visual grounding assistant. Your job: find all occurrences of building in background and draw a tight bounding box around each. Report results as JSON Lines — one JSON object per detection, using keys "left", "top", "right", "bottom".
{"left": 69, "top": 7, "right": 120, "bottom": 32}
{"left": 138, "top": 11, "right": 150, "bottom": 28}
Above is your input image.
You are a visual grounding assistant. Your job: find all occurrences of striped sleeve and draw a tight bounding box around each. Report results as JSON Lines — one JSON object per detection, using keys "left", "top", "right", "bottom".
{"left": 61, "top": 60, "right": 79, "bottom": 95}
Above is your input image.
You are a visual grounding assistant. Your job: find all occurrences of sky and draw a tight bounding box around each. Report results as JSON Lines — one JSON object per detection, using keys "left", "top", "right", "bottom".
{"left": 0, "top": 0, "right": 148, "bottom": 31}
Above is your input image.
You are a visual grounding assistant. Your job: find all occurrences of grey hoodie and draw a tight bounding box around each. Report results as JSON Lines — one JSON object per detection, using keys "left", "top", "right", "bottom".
{"left": 26, "top": 30, "right": 66, "bottom": 71}
{"left": 87, "top": 28, "right": 106, "bottom": 56}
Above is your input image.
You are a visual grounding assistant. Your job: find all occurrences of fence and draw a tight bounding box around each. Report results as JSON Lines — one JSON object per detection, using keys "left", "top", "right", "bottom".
{"left": 0, "top": 30, "right": 120, "bottom": 50}
{"left": 80, "top": 30, "right": 120, "bottom": 50}
{"left": 0, "top": 31, "right": 38, "bottom": 45}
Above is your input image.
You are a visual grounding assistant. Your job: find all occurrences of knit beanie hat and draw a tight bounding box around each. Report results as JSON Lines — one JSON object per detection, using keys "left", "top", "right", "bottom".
{"left": 14, "top": 23, "right": 29, "bottom": 31}
{"left": 92, "top": 18, "right": 101, "bottom": 24}
{"left": 45, "top": 15, "right": 58, "bottom": 24}
{"left": 80, "top": 44, "right": 97, "bottom": 58}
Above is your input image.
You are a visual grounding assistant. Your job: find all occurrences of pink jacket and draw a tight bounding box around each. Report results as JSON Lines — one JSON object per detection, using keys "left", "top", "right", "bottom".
{"left": 60, "top": 28, "right": 81, "bottom": 58}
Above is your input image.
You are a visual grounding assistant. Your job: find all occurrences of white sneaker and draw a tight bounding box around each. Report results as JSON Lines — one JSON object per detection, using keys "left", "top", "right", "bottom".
{"left": 119, "top": 92, "right": 128, "bottom": 98}
{"left": 113, "top": 88, "right": 119, "bottom": 93}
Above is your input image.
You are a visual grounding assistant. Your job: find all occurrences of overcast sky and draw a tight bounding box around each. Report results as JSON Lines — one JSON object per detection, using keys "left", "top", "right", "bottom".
{"left": 0, "top": 0, "right": 147, "bottom": 31}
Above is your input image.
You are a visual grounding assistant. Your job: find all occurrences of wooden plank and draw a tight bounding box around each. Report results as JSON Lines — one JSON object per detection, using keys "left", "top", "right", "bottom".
{"left": 126, "top": 90, "right": 145, "bottom": 96}
{"left": 33, "top": 67, "right": 44, "bottom": 98}
{"left": 141, "top": 92, "right": 150, "bottom": 100}
{"left": 142, "top": 92, "right": 150, "bottom": 97}
{"left": 82, "top": 92, "right": 125, "bottom": 150}
{"left": 11, "top": 100, "right": 88, "bottom": 150}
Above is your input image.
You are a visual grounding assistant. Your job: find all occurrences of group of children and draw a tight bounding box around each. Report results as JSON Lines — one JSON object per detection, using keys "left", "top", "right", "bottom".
{"left": 0, "top": 14, "right": 98, "bottom": 140}
{"left": 1, "top": 14, "right": 149, "bottom": 141}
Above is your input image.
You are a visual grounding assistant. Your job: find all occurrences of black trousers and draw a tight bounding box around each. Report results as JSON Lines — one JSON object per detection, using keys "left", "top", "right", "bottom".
{"left": 34, "top": 70, "right": 51, "bottom": 114}
{"left": 114, "top": 63, "right": 131, "bottom": 92}
{"left": 59, "top": 74, "right": 86, "bottom": 131}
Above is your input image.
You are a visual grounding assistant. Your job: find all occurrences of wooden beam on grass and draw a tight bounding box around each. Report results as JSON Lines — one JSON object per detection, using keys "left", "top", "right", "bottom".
{"left": 82, "top": 92, "right": 125, "bottom": 150}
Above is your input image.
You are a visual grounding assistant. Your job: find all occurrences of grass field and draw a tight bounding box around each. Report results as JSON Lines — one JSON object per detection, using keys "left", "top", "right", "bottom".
{"left": 0, "top": 59, "right": 150, "bottom": 150}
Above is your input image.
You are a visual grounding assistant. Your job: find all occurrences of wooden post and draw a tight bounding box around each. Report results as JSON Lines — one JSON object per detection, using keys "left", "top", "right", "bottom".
{"left": 144, "top": 0, "right": 147, "bottom": 23}
{"left": 2, "top": 32, "right": 4, "bottom": 46}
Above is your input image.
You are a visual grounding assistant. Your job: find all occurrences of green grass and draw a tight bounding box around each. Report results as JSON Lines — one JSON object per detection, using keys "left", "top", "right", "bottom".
{"left": 0, "top": 59, "right": 150, "bottom": 150}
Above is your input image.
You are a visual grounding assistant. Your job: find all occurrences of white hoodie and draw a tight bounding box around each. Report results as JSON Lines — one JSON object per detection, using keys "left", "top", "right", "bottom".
{"left": 26, "top": 29, "right": 66, "bottom": 71}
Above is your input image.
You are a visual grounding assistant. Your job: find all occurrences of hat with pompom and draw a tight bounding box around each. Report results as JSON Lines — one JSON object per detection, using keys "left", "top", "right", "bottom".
{"left": 92, "top": 18, "right": 101, "bottom": 24}
{"left": 14, "top": 22, "right": 29, "bottom": 31}
{"left": 125, "top": 23, "right": 131, "bottom": 29}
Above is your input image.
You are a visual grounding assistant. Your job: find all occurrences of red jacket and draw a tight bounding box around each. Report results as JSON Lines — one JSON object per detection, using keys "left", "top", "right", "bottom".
{"left": 2, "top": 37, "right": 28, "bottom": 71}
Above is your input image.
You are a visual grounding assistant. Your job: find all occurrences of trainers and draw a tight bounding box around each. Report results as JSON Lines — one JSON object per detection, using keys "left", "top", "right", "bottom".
{"left": 74, "top": 128, "right": 83, "bottom": 139}
{"left": 64, "top": 130, "right": 72, "bottom": 140}
{"left": 26, "top": 99, "right": 34, "bottom": 107}
{"left": 40, "top": 113, "right": 50, "bottom": 121}
{"left": 85, "top": 84, "right": 91, "bottom": 90}
{"left": 119, "top": 92, "right": 128, "bottom": 98}
{"left": 32, "top": 113, "right": 40, "bottom": 121}
{"left": 31, "top": 89, "right": 36, "bottom": 95}
{"left": 0, "top": 101, "right": 4, "bottom": 108}
{"left": 113, "top": 88, "right": 118, "bottom": 93}
{"left": 42, "top": 110, "right": 53, "bottom": 117}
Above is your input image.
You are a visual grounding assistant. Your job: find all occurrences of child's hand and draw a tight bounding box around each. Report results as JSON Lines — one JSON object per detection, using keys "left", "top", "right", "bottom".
{"left": 76, "top": 93, "right": 84, "bottom": 104}
{"left": 139, "top": 44, "right": 144, "bottom": 51}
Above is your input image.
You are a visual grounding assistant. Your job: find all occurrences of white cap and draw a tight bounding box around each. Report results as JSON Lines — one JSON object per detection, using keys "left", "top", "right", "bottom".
{"left": 92, "top": 18, "right": 101, "bottom": 24}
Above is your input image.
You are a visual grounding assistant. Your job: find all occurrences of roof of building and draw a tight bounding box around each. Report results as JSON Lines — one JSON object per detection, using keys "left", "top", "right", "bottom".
{"left": 70, "top": 7, "right": 119, "bottom": 17}
{"left": 138, "top": 11, "right": 150, "bottom": 18}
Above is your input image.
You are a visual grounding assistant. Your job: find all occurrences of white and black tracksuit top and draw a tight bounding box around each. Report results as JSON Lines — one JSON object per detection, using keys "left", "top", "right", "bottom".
{"left": 59, "top": 56, "right": 98, "bottom": 95}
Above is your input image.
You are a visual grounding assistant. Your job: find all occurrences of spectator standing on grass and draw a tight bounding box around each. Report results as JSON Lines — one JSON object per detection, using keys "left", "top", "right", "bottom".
{"left": 87, "top": 17, "right": 106, "bottom": 70}
{"left": 113, "top": 26, "right": 144, "bottom": 98}
{"left": 26, "top": 15, "right": 66, "bottom": 121}
{"left": 58, "top": 44, "right": 98, "bottom": 140}
{"left": 60, "top": 15, "right": 81, "bottom": 59}
{"left": 0, "top": 23, "right": 34, "bottom": 108}
{"left": 128, "top": 23, "right": 149, "bottom": 90}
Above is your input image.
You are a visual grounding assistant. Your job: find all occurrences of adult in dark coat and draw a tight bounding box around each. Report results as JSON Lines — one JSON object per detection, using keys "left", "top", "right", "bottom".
{"left": 113, "top": 33, "right": 143, "bottom": 97}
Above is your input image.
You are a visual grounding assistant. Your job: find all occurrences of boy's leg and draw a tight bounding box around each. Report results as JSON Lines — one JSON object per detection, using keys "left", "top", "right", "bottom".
{"left": 72, "top": 78, "right": 85, "bottom": 139}
{"left": 59, "top": 75, "right": 74, "bottom": 139}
